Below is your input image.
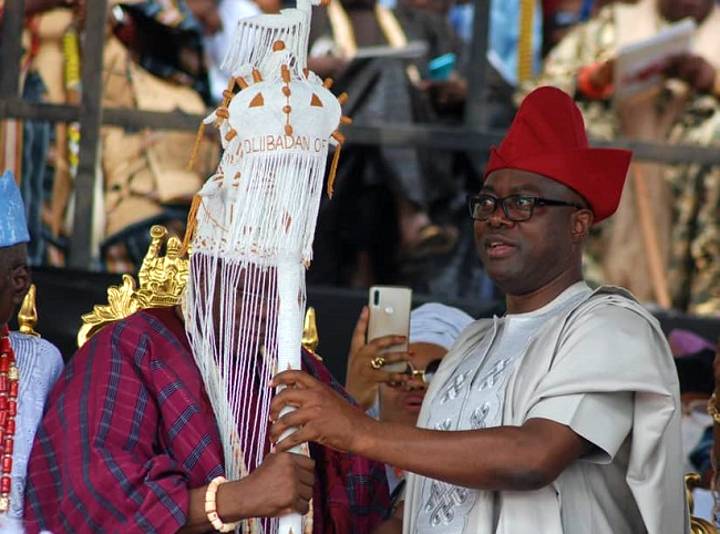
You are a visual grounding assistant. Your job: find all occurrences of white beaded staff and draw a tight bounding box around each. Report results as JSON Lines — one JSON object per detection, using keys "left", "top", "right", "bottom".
{"left": 183, "top": 3, "right": 350, "bottom": 532}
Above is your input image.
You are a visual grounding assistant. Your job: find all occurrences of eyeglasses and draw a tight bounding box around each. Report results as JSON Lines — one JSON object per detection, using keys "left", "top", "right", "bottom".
{"left": 467, "top": 194, "right": 584, "bottom": 222}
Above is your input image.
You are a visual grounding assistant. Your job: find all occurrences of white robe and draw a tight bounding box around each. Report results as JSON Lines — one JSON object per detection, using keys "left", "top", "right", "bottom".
{"left": 403, "top": 286, "right": 689, "bottom": 534}
{"left": 7, "top": 332, "right": 63, "bottom": 527}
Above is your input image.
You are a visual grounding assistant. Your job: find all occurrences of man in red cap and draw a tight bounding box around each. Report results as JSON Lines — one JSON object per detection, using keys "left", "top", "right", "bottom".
{"left": 267, "top": 86, "right": 688, "bottom": 534}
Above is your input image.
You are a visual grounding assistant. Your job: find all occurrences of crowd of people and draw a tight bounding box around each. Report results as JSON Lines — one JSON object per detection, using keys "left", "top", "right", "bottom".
{"left": 2, "top": 0, "right": 719, "bottom": 316}
{"left": 0, "top": 82, "right": 712, "bottom": 532}
{"left": 2, "top": 1, "right": 720, "bottom": 529}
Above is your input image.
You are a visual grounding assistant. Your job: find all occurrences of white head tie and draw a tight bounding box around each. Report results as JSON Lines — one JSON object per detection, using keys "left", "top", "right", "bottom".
{"left": 410, "top": 303, "right": 474, "bottom": 351}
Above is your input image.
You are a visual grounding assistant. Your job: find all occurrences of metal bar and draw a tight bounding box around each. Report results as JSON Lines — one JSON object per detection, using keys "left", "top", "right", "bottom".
{"left": 0, "top": 99, "right": 81, "bottom": 122}
{"left": 463, "top": 0, "right": 491, "bottom": 130}
{"left": 0, "top": 99, "right": 205, "bottom": 130}
{"left": 345, "top": 123, "right": 496, "bottom": 149}
{"left": 2, "top": 100, "right": 720, "bottom": 165}
{"left": 103, "top": 107, "right": 201, "bottom": 131}
{"left": 0, "top": 0, "right": 25, "bottom": 98}
{"left": 344, "top": 125, "right": 720, "bottom": 167}
{"left": 68, "top": 0, "right": 109, "bottom": 270}
{"left": 591, "top": 138, "right": 720, "bottom": 166}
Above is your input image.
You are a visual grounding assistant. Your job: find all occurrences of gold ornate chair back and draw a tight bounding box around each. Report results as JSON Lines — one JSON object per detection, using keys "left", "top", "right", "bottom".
{"left": 77, "top": 225, "right": 188, "bottom": 347}
{"left": 78, "top": 225, "right": 321, "bottom": 352}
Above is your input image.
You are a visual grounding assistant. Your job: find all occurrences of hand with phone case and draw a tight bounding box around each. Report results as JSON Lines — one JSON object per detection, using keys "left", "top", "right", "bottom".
{"left": 345, "top": 306, "right": 411, "bottom": 410}
{"left": 366, "top": 286, "right": 412, "bottom": 370}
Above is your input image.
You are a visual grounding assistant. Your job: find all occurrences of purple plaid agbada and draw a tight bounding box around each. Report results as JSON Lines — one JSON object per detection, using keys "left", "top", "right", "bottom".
{"left": 24, "top": 307, "right": 389, "bottom": 533}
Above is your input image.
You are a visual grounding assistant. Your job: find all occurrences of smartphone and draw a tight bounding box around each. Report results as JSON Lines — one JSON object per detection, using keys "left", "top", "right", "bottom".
{"left": 367, "top": 286, "right": 412, "bottom": 372}
{"left": 428, "top": 53, "right": 456, "bottom": 81}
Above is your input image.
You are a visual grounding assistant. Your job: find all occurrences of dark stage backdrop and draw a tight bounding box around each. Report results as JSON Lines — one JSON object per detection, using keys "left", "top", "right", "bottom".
{"left": 11, "top": 268, "right": 720, "bottom": 383}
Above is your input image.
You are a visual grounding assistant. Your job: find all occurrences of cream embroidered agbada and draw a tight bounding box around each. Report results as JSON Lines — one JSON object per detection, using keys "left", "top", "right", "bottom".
{"left": 404, "top": 285, "right": 688, "bottom": 534}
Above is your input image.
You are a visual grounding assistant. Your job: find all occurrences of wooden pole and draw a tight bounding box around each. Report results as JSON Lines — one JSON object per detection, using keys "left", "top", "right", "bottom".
{"left": 68, "top": 0, "right": 108, "bottom": 269}
{"left": 0, "top": 0, "right": 24, "bottom": 100}
{"left": 632, "top": 164, "right": 672, "bottom": 308}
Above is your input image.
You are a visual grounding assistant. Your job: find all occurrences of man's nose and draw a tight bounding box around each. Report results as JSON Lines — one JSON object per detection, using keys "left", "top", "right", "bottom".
{"left": 486, "top": 208, "right": 513, "bottom": 228}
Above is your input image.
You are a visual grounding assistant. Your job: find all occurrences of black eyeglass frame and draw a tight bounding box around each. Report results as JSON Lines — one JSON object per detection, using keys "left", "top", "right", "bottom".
{"left": 467, "top": 193, "right": 585, "bottom": 222}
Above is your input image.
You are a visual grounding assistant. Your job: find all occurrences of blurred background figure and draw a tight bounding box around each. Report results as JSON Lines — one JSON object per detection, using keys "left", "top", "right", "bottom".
{"left": 201, "top": 0, "right": 283, "bottom": 103}
{"left": 528, "top": 0, "right": 720, "bottom": 314}
{"left": 0, "top": 0, "right": 219, "bottom": 272}
{"left": 306, "top": 0, "right": 462, "bottom": 290}
{"left": 0, "top": 0, "right": 88, "bottom": 266}
{"left": 101, "top": 1, "right": 219, "bottom": 272}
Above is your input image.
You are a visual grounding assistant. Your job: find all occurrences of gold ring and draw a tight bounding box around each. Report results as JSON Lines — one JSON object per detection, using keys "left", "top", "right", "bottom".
{"left": 369, "top": 356, "right": 385, "bottom": 370}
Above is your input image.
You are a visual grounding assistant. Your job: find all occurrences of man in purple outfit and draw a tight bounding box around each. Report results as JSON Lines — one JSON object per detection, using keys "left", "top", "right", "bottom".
{"left": 24, "top": 301, "right": 389, "bottom": 533}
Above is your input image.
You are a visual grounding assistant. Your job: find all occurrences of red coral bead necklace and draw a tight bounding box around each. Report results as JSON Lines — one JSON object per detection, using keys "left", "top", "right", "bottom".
{"left": 0, "top": 325, "right": 19, "bottom": 514}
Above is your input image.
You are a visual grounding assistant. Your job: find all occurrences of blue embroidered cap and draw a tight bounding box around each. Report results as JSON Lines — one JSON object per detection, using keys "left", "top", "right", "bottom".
{"left": 0, "top": 171, "right": 30, "bottom": 248}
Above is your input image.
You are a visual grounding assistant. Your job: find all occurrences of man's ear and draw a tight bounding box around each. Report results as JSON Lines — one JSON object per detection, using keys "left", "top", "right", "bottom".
{"left": 570, "top": 209, "right": 594, "bottom": 242}
{"left": 9, "top": 265, "right": 30, "bottom": 307}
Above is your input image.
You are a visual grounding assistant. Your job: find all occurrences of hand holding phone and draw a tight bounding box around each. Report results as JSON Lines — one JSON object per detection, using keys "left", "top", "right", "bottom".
{"left": 345, "top": 304, "right": 411, "bottom": 409}
{"left": 367, "top": 286, "right": 412, "bottom": 373}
